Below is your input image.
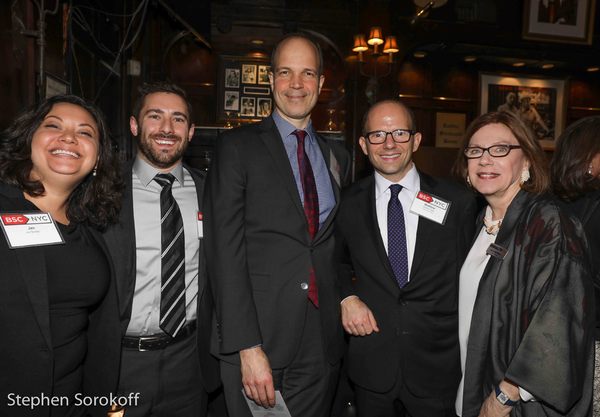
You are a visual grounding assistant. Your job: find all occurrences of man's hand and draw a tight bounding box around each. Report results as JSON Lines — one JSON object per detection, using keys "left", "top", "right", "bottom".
{"left": 478, "top": 380, "right": 519, "bottom": 417}
{"left": 341, "top": 296, "right": 379, "bottom": 336}
{"left": 240, "top": 346, "right": 276, "bottom": 408}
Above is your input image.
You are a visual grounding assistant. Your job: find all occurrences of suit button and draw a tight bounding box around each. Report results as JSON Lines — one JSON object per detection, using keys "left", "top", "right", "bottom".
{"left": 300, "top": 282, "right": 309, "bottom": 290}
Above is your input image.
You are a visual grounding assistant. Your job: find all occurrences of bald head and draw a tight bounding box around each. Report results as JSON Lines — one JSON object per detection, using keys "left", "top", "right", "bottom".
{"left": 362, "top": 100, "right": 416, "bottom": 135}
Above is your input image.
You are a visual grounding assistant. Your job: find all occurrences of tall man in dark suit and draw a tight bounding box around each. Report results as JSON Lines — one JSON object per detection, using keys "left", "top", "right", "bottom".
{"left": 103, "top": 82, "right": 219, "bottom": 416}
{"left": 338, "top": 100, "right": 476, "bottom": 417}
{"left": 204, "top": 34, "right": 349, "bottom": 417}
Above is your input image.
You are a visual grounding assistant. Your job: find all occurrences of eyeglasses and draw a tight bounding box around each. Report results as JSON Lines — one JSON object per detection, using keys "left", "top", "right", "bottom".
{"left": 364, "top": 129, "right": 415, "bottom": 144}
{"left": 464, "top": 144, "right": 522, "bottom": 159}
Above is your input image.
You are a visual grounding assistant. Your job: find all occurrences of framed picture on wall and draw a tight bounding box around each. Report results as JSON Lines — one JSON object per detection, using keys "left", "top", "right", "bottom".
{"left": 242, "top": 64, "right": 257, "bottom": 84}
{"left": 258, "top": 65, "right": 271, "bottom": 85}
{"left": 523, "top": 0, "right": 596, "bottom": 44}
{"left": 218, "top": 56, "right": 272, "bottom": 123}
{"left": 479, "top": 73, "right": 566, "bottom": 149}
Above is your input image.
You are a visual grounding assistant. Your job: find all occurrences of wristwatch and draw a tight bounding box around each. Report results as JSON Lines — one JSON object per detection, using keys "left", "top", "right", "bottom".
{"left": 495, "top": 385, "right": 519, "bottom": 406}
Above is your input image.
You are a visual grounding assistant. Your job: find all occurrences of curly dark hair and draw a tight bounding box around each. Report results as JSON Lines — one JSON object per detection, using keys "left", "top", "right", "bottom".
{"left": 453, "top": 111, "right": 550, "bottom": 195}
{"left": 551, "top": 116, "right": 600, "bottom": 201}
{"left": 0, "top": 94, "right": 123, "bottom": 230}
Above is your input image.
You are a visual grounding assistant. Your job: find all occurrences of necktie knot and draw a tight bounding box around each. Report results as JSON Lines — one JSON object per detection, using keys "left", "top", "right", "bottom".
{"left": 154, "top": 173, "right": 176, "bottom": 188}
{"left": 389, "top": 184, "right": 403, "bottom": 200}
{"left": 293, "top": 129, "right": 308, "bottom": 146}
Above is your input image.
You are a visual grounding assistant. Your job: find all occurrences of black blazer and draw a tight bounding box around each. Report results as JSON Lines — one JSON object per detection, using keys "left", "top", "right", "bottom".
{"left": 102, "top": 162, "right": 220, "bottom": 393}
{"left": 204, "top": 116, "right": 350, "bottom": 367}
{"left": 0, "top": 183, "right": 121, "bottom": 417}
{"left": 337, "top": 172, "right": 476, "bottom": 398}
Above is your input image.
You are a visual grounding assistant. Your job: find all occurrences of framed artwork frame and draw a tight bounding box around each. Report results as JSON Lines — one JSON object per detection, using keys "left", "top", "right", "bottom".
{"left": 479, "top": 73, "right": 567, "bottom": 149}
{"left": 523, "top": 0, "right": 596, "bottom": 44}
{"left": 218, "top": 56, "right": 272, "bottom": 122}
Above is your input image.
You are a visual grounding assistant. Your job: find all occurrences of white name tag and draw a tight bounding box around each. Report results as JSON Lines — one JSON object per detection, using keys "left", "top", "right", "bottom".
{"left": 197, "top": 212, "right": 204, "bottom": 238}
{"left": 0, "top": 212, "right": 65, "bottom": 248}
{"left": 409, "top": 191, "right": 451, "bottom": 225}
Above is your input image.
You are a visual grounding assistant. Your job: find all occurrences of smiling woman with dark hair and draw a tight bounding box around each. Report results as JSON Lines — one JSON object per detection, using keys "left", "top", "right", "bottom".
{"left": 453, "top": 111, "right": 594, "bottom": 417}
{"left": 0, "top": 94, "right": 123, "bottom": 417}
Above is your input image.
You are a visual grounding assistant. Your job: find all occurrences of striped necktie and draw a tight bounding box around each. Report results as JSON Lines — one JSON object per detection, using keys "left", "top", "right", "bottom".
{"left": 154, "top": 173, "right": 187, "bottom": 337}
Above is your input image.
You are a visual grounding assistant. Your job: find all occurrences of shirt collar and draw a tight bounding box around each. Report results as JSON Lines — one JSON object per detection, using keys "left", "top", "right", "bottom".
{"left": 374, "top": 163, "right": 419, "bottom": 201}
{"left": 133, "top": 155, "right": 184, "bottom": 187}
{"left": 272, "top": 109, "right": 316, "bottom": 143}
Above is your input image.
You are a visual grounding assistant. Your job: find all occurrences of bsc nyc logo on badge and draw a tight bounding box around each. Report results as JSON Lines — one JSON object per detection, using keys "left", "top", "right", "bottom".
{"left": 0, "top": 212, "right": 64, "bottom": 249}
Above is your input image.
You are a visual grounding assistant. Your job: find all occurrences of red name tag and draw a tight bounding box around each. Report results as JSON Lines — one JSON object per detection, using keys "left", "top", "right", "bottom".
{"left": 416, "top": 192, "right": 433, "bottom": 203}
{"left": 198, "top": 212, "right": 203, "bottom": 221}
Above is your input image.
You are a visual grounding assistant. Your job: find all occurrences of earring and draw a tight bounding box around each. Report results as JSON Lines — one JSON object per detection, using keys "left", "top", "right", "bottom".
{"left": 520, "top": 168, "right": 530, "bottom": 184}
{"left": 588, "top": 164, "right": 594, "bottom": 176}
{"left": 466, "top": 175, "right": 471, "bottom": 186}
{"left": 92, "top": 167, "right": 97, "bottom": 177}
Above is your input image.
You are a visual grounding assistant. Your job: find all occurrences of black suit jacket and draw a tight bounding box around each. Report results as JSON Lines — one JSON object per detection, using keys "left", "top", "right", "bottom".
{"left": 337, "top": 172, "right": 476, "bottom": 397}
{"left": 0, "top": 183, "right": 121, "bottom": 417}
{"left": 204, "top": 116, "right": 349, "bottom": 367}
{"left": 102, "top": 161, "right": 220, "bottom": 392}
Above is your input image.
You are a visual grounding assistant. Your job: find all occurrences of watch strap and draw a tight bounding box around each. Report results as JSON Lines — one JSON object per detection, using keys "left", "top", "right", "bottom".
{"left": 495, "top": 385, "right": 519, "bottom": 406}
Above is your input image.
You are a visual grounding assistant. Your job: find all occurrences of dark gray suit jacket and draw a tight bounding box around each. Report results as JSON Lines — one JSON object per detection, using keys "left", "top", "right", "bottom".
{"left": 102, "top": 161, "right": 220, "bottom": 392}
{"left": 337, "top": 172, "right": 476, "bottom": 398}
{"left": 204, "top": 116, "right": 350, "bottom": 367}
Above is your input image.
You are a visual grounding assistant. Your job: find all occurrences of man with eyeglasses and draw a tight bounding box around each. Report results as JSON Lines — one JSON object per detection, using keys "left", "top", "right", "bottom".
{"left": 336, "top": 99, "right": 476, "bottom": 417}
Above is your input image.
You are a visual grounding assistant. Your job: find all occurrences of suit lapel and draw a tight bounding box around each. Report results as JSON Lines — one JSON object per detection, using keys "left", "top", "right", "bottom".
{"left": 186, "top": 165, "right": 207, "bottom": 298}
{"left": 409, "top": 172, "right": 436, "bottom": 281}
{"left": 103, "top": 164, "right": 137, "bottom": 325}
{"left": 260, "top": 118, "right": 306, "bottom": 221}
{"left": 314, "top": 135, "right": 341, "bottom": 243}
{"left": 361, "top": 177, "right": 402, "bottom": 292}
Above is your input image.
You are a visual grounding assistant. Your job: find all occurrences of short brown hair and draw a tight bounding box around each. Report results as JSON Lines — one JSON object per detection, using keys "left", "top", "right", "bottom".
{"left": 453, "top": 111, "right": 549, "bottom": 195}
{"left": 551, "top": 116, "right": 600, "bottom": 201}
{"left": 132, "top": 81, "right": 192, "bottom": 122}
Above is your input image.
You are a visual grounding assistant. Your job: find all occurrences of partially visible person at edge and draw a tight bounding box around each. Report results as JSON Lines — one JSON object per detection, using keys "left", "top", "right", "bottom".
{"left": 551, "top": 115, "right": 600, "bottom": 416}
{"left": 453, "top": 110, "right": 594, "bottom": 417}
{"left": 0, "top": 94, "right": 123, "bottom": 417}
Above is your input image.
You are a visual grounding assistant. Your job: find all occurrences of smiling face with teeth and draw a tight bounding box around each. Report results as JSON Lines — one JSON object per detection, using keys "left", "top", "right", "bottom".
{"left": 131, "top": 92, "right": 194, "bottom": 171}
{"left": 29, "top": 102, "right": 99, "bottom": 186}
{"left": 467, "top": 123, "right": 529, "bottom": 217}
{"left": 359, "top": 101, "right": 421, "bottom": 183}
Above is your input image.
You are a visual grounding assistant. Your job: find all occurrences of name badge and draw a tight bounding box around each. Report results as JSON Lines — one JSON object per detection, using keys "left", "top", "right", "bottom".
{"left": 0, "top": 212, "right": 64, "bottom": 249}
{"left": 409, "top": 191, "right": 451, "bottom": 225}
{"left": 197, "top": 212, "right": 204, "bottom": 238}
{"left": 486, "top": 243, "right": 508, "bottom": 259}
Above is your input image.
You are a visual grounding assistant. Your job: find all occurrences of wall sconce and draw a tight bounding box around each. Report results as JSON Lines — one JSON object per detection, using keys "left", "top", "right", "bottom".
{"left": 353, "top": 27, "right": 398, "bottom": 64}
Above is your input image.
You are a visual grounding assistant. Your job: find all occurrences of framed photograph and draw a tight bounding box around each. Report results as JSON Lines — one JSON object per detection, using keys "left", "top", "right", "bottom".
{"left": 257, "top": 98, "right": 272, "bottom": 118}
{"left": 242, "top": 64, "right": 257, "bottom": 84}
{"left": 225, "top": 68, "right": 240, "bottom": 88}
{"left": 218, "top": 56, "right": 271, "bottom": 122}
{"left": 258, "top": 65, "right": 271, "bottom": 85}
{"left": 224, "top": 91, "right": 239, "bottom": 111}
{"left": 240, "top": 97, "right": 256, "bottom": 117}
{"left": 480, "top": 73, "right": 566, "bottom": 149}
{"left": 523, "top": 0, "right": 596, "bottom": 44}
{"left": 435, "top": 112, "right": 466, "bottom": 148}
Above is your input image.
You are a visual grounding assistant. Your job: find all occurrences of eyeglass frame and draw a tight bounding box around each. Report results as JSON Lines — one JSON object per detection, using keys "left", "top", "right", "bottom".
{"left": 463, "top": 144, "right": 522, "bottom": 159}
{"left": 363, "top": 128, "right": 417, "bottom": 144}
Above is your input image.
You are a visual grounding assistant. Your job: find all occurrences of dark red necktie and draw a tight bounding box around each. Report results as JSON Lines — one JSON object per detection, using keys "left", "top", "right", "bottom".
{"left": 293, "top": 129, "right": 319, "bottom": 307}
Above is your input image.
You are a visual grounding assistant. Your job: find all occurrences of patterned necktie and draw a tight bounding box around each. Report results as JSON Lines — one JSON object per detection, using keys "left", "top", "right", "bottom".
{"left": 293, "top": 129, "right": 319, "bottom": 307}
{"left": 388, "top": 184, "right": 409, "bottom": 288}
{"left": 154, "top": 173, "right": 187, "bottom": 337}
